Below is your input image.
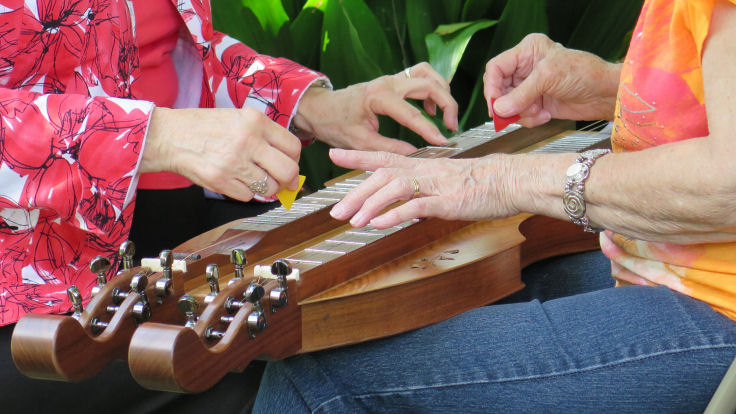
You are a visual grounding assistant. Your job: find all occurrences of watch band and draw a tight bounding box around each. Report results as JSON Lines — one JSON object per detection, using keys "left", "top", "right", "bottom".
{"left": 563, "top": 149, "right": 611, "bottom": 233}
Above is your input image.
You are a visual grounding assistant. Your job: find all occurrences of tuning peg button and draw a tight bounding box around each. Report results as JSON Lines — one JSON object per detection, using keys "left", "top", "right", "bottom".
{"left": 271, "top": 259, "right": 291, "bottom": 278}
{"left": 177, "top": 294, "right": 198, "bottom": 328}
{"left": 155, "top": 250, "right": 174, "bottom": 300}
{"left": 118, "top": 241, "right": 135, "bottom": 270}
{"left": 204, "top": 264, "right": 220, "bottom": 304}
{"left": 89, "top": 256, "right": 111, "bottom": 296}
{"left": 67, "top": 286, "right": 83, "bottom": 318}
{"left": 269, "top": 259, "right": 291, "bottom": 312}
{"left": 230, "top": 249, "right": 247, "bottom": 282}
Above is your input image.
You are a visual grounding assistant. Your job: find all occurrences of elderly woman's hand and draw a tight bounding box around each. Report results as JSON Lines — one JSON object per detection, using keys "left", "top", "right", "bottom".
{"left": 328, "top": 148, "right": 519, "bottom": 229}
{"left": 293, "top": 62, "right": 459, "bottom": 155}
{"left": 484, "top": 33, "right": 621, "bottom": 127}
{"left": 141, "top": 107, "right": 301, "bottom": 202}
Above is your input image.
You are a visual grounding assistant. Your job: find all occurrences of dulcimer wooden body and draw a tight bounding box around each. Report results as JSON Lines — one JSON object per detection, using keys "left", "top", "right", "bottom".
{"left": 11, "top": 120, "right": 609, "bottom": 392}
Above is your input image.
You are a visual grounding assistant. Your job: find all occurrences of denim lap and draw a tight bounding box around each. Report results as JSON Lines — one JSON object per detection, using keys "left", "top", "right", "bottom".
{"left": 254, "top": 284, "right": 736, "bottom": 413}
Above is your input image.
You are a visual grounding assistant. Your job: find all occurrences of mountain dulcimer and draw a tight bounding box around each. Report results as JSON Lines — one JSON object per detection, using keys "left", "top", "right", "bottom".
{"left": 11, "top": 120, "right": 609, "bottom": 393}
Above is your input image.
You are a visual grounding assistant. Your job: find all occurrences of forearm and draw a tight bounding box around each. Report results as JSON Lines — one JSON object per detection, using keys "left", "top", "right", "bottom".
{"left": 512, "top": 136, "right": 736, "bottom": 244}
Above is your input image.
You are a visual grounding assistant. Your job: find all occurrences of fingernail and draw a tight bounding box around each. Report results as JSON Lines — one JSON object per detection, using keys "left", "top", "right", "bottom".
{"left": 329, "top": 148, "right": 345, "bottom": 157}
{"left": 435, "top": 133, "right": 448, "bottom": 143}
{"left": 330, "top": 203, "right": 346, "bottom": 219}
{"left": 494, "top": 98, "right": 513, "bottom": 116}
{"left": 350, "top": 212, "right": 365, "bottom": 227}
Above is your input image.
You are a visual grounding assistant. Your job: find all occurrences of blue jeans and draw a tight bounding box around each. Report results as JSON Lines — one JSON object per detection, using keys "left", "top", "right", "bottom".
{"left": 253, "top": 251, "right": 736, "bottom": 413}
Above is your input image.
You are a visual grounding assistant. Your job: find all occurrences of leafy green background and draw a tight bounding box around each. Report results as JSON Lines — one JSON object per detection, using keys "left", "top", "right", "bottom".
{"left": 212, "top": 0, "right": 642, "bottom": 190}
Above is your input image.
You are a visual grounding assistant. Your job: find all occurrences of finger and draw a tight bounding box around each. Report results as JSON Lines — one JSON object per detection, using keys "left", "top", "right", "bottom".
{"left": 217, "top": 177, "right": 255, "bottom": 202}
{"left": 239, "top": 107, "right": 302, "bottom": 162}
{"left": 329, "top": 167, "right": 399, "bottom": 221}
{"left": 491, "top": 68, "right": 546, "bottom": 118}
{"left": 263, "top": 123, "right": 303, "bottom": 162}
{"left": 398, "top": 78, "right": 459, "bottom": 132}
{"left": 369, "top": 94, "right": 448, "bottom": 146}
{"left": 483, "top": 44, "right": 527, "bottom": 101}
{"left": 370, "top": 196, "right": 449, "bottom": 229}
{"left": 346, "top": 176, "right": 418, "bottom": 228}
{"left": 329, "top": 148, "right": 416, "bottom": 172}
{"left": 423, "top": 99, "right": 437, "bottom": 117}
{"left": 408, "top": 62, "right": 451, "bottom": 92}
{"left": 360, "top": 133, "right": 418, "bottom": 155}
{"left": 256, "top": 145, "right": 300, "bottom": 191}
{"left": 518, "top": 108, "right": 552, "bottom": 128}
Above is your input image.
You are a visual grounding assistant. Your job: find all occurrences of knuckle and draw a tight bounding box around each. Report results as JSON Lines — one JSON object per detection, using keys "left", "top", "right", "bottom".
{"left": 365, "top": 79, "right": 388, "bottom": 95}
{"left": 372, "top": 167, "right": 392, "bottom": 181}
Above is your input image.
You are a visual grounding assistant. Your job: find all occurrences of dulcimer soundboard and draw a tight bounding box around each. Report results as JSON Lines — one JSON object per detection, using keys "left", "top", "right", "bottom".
{"left": 11, "top": 120, "right": 610, "bottom": 392}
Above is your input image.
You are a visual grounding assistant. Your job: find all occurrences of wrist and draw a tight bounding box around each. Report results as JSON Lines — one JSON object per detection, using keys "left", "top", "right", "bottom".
{"left": 292, "top": 80, "right": 331, "bottom": 137}
{"left": 140, "top": 107, "right": 174, "bottom": 174}
{"left": 509, "top": 153, "right": 578, "bottom": 219}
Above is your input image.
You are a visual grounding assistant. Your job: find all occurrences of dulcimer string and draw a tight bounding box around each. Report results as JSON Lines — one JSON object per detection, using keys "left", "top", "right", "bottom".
{"left": 179, "top": 120, "right": 610, "bottom": 263}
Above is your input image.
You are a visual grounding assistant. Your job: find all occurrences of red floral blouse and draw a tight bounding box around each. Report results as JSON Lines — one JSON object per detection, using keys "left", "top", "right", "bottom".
{"left": 0, "top": 0, "right": 325, "bottom": 325}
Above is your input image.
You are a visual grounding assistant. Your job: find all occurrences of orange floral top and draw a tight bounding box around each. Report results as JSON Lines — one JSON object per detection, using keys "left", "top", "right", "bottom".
{"left": 601, "top": 0, "right": 736, "bottom": 320}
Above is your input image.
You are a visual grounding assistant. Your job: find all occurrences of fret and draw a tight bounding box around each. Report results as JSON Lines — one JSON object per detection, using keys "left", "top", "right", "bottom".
{"left": 342, "top": 231, "right": 385, "bottom": 242}
{"left": 529, "top": 132, "right": 609, "bottom": 154}
{"left": 235, "top": 222, "right": 279, "bottom": 231}
{"left": 319, "top": 239, "right": 366, "bottom": 253}
{"left": 245, "top": 216, "right": 292, "bottom": 224}
{"left": 334, "top": 182, "right": 360, "bottom": 188}
{"left": 324, "top": 238, "right": 366, "bottom": 247}
{"left": 304, "top": 247, "right": 347, "bottom": 256}
{"left": 266, "top": 209, "right": 308, "bottom": 217}
{"left": 288, "top": 250, "right": 340, "bottom": 264}
{"left": 282, "top": 204, "right": 321, "bottom": 212}
{"left": 300, "top": 195, "right": 342, "bottom": 202}
{"left": 319, "top": 189, "right": 351, "bottom": 195}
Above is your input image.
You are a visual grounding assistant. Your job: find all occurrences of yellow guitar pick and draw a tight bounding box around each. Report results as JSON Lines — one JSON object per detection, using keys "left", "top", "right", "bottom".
{"left": 277, "top": 175, "right": 306, "bottom": 210}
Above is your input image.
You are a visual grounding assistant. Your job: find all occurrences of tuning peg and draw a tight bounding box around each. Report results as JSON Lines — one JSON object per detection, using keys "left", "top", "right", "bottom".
{"left": 244, "top": 283, "right": 266, "bottom": 337}
{"left": 269, "top": 259, "right": 291, "bottom": 311}
{"left": 118, "top": 241, "right": 135, "bottom": 271}
{"left": 89, "top": 256, "right": 111, "bottom": 296}
{"left": 204, "top": 264, "right": 220, "bottom": 304}
{"left": 271, "top": 259, "right": 291, "bottom": 278}
{"left": 229, "top": 249, "right": 246, "bottom": 285}
{"left": 110, "top": 271, "right": 149, "bottom": 306}
{"left": 177, "top": 294, "right": 198, "bottom": 328}
{"left": 129, "top": 273, "right": 151, "bottom": 323}
{"left": 155, "top": 250, "right": 173, "bottom": 300}
{"left": 67, "top": 286, "right": 83, "bottom": 318}
{"left": 224, "top": 282, "right": 262, "bottom": 312}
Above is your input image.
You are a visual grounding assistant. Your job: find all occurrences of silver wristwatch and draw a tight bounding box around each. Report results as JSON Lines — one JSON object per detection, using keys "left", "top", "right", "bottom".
{"left": 563, "top": 148, "right": 611, "bottom": 233}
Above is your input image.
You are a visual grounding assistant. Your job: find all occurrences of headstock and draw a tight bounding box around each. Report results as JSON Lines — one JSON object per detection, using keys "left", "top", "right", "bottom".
{"left": 128, "top": 259, "right": 301, "bottom": 392}
{"left": 10, "top": 241, "right": 212, "bottom": 381}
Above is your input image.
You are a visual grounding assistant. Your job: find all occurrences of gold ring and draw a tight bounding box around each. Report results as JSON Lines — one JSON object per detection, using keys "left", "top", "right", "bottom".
{"left": 404, "top": 68, "right": 411, "bottom": 79}
{"left": 410, "top": 177, "right": 420, "bottom": 199}
{"left": 249, "top": 174, "right": 269, "bottom": 196}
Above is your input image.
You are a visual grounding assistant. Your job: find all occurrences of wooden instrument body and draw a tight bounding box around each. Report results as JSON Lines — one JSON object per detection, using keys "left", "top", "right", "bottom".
{"left": 11, "top": 120, "right": 608, "bottom": 392}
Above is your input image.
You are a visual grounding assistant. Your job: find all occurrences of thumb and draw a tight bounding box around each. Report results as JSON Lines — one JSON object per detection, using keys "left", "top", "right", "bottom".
{"left": 492, "top": 69, "right": 545, "bottom": 118}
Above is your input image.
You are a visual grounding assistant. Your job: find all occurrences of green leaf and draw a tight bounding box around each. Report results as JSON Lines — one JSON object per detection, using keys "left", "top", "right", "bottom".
{"left": 290, "top": 6, "right": 324, "bottom": 68}
{"left": 318, "top": 0, "right": 397, "bottom": 87}
{"left": 488, "top": 0, "right": 548, "bottom": 58}
{"left": 461, "top": 0, "right": 502, "bottom": 21}
{"left": 546, "top": 0, "right": 591, "bottom": 44}
{"left": 242, "top": 0, "right": 291, "bottom": 38}
{"left": 566, "top": 0, "right": 643, "bottom": 60}
{"left": 282, "top": 0, "right": 308, "bottom": 20}
{"left": 370, "top": 0, "right": 410, "bottom": 67}
{"left": 426, "top": 20, "right": 497, "bottom": 81}
{"left": 212, "top": 0, "right": 274, "bottom": 53}
{"left": 406, "top": 0, "right": 459, "bottom": 62}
